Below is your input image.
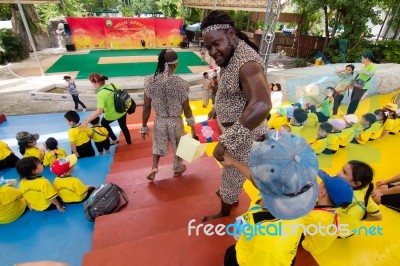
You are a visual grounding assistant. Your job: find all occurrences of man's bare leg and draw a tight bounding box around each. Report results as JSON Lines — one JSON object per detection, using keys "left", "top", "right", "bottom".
{"left": 146, "top": 154, "right": 160, "bottom": 181}
{"left": 201, "top": 199, "right": 232, "bottom": 222}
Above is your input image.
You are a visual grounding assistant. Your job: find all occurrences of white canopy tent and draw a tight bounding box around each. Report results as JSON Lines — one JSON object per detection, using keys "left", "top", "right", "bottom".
{"left": 0, "top": 0, "right": 64, "bottom": 76}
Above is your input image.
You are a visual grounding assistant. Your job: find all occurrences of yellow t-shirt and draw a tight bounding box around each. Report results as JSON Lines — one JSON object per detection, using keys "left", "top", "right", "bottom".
{"left": 68, "top": 124, "right": 93, "bottom": 146}
{"left": 354, "top": 125, "right": 373, "bottom": 144}
{"left": 0, "top": 185, "right": 27, "bottom": 224}
{"left": 0, "top": 140, "right": 12, "bottom": 160}
{"left": 302, "top": 207, "right": 338, "bottom": 255}
{"left": 290, "top": 124, "right": 303, "bottom": 135}
{"left": 339, "top": 126, "right": 355, "bottom": 147}
{"left": 43, "top": 148, "right": 67, "bottom": 167}
{"left": 268, "top": 115, "right": 289, "bottom": 130}
{"left": 91, "top": 126, "right": 109, "bottom": 143}
{"left": 53, "top": 176, "right": 88, "bottom": 203}
{"left": 24, "top": 147, "right": 43, "bottom": 160}
{"left": 383, "top": 118, "right": 395, "bottom": 133}
{"left": 393, "top": 118, "right": 400, "bottom": 133}
{"left": 235, "top": 196, "right": 303, "bottom": 266}
{"left": 338, "top": 188, "right": 380, "bottom": 237}
{"left": 327, "top": 134, "right": 340, "bottom": 151}
{"left": 369, "top": 121, "right": 383, "bottom": 140}
{"left": 310, "top": 137, "right": 327, "bottom": 155}
{"left": 19, "top": 176, "right": 58, "bottom": 211}
{"left": 304, "top": 113, "right": 318, "bottom": 127}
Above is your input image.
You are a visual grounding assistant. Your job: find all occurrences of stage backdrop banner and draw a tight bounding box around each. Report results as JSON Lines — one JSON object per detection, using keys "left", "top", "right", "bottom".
{"left": 66, "top": 18, "right": 184, "bottom": 49}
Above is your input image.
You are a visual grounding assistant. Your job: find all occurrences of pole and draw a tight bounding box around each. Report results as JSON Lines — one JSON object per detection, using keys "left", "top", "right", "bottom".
{"left": 213, "top": 0, "right": 217, "bottom": 10}
{"left": 16, "top": 0, "right": 45, "bottom": 76}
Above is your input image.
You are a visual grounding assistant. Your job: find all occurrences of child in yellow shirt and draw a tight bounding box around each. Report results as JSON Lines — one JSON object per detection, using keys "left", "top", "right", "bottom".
{"left": 290, "top": 108, "right": 308, "bottom": 135}
{"left": 339, "top": 114, "right": 358, "bottom": 148}
{"left": 90, "top": 116, "right": 111, "bottom": 155}
{"left": 351, "top": 113, "right": 376, "bottom": 144}
{"left": 51, "top": 154, "right": 94, "bottom": 203}
{"left": 43, "top": 137, "right": 67, "bottom": 167}
{"left": 378, "top": 103, "right": 398, "bottom": 139}
{"left": 268, "top": 106, "right": 289, "bottom": 130}
{"left": 0, "top": 179, "right": 27, "bottom": 224}
{"left": 310, "top": 123, "right": 331, "bottom": 155}
{"left": 15, "top": 131, "right": 44, "bottom": 161}
{"left": 64, "top": 111, "right": 95, "bottom": 158}
{"left": 369, "top": 109, "right": 384, "bottom": 140}
{"left": 0, "top": 140, "right": 20, "bottom": 170}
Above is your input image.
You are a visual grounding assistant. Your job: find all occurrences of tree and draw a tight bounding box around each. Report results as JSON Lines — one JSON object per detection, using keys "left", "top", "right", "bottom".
{"left": 159, "top": 0, "right": 179, "bottom": 18}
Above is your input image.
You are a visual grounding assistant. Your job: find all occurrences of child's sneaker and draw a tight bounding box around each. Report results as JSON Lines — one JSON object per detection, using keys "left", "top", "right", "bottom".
{"left": 83, "top": 108, "right": 87, "bottom": 112}
{"left": 72, "top": 108, "right": 78, "bottom": 111}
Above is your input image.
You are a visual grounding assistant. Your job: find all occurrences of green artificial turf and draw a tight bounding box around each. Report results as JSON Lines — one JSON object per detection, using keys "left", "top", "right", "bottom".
{"left": 45, "top": 49, "right": 205, "bottom": 79}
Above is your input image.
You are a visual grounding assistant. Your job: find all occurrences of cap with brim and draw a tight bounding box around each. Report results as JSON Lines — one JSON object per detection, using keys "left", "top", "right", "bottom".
{"left": 277, "top": 106, "right": 287, "bottom": 116}
{"left": 249, "top": 131, "right": 319, "bottom": 220}
{"left": 328, "top": 118, "right": 346, "bottom": 131}
{"left": 343, "top": 114, "right": 358, "bottom": 125}
{"left": 16, "top": 131, "right": 40, "bottom": 143}
{"left": 383, "top": 103, "right": 398, "bottom": 112}
{"left": 318, "top": 170, "right": 353, "bottom": 207}
{"left": 292, "top": 102, "right": 302, "bottom": 109}
{"left": 51, "top": 154, "right": 78, "bottom": 176}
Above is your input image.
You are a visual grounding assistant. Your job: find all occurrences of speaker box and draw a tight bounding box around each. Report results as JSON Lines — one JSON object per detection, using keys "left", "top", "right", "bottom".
{"left": 66, "top": 44, "right": 76, "bottom": 52}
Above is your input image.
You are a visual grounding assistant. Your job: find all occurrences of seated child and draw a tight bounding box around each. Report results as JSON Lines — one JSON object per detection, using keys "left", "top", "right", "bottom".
{"left": 90, "top": 117, "right": 111, "bottom": 155}
{"left": 0, "top": 140, "right": 20, "bottom": 170}
{"left": 372, "top": 173, "right": 400, "bottom": 213}
{"left": 279, "top": 124, "right": 292, "bottom": 134}
{"left": 304, "top": 104, "right": 318, "bottom": 127}
{"left": 64, "top": 111, "right": 95, "bottom": 158}
{"left": 221, "top": 131, "right": 319, "bottom": 266}
{"left": 0, "top": 178, "right": 27, "bottom": 224}
{"left": 15, "top": 131, "right": 44, "bottom": 161}
{"left": 325, "top": 125, "right": 341, "bottom": 155}
{"left": 308, "top": 87, "right": 334, "bottom": 122}
{"left": 43, "top": 137, "right": 67, "bottom": 167}
{"left": 268, "top": 106, "right": 289, "bottom": 130}
{"left": 369, "top": 109, "right": 384, "bottom": 140}
{"left": 336, "top": 160, "right": 382, "bottom": 237}
{"left": 51, "top": 154, "right": 95, "bottom": 203}
{"left": 378, "top": 103, "right": 398, "bottom": 139}
{"left": 286, "top": 102, "right": 302, "bottom": 121}
{"left": 290, "top": 108, "right": 308, "bottom": 135}
{"left": 310, "top": 123, "right": 331, "bottom": 155}
{"left": 16, "top": 157, "right": 65, "bottom": 212}
{"left": 302, "top": 170, "right": 353, "bottom": 255}
{"left": 351, "top": 113, "right": 376, "bottom": 144}
{"left": 270, "top": 83, "right": 283, "bottom": 108}
{"left": 339, "top": 114, "right": 358, "bottom": 148}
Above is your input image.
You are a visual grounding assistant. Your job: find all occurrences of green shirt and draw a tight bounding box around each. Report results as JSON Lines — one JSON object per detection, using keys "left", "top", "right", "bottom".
{"left": 97, "top": 83, "right": 126, "bottom": 121}
{"left": 357, "top": 63, "right": 377, "bottom": 90}
{"left": 320, "top": 97, "right": 333, "bottom": 117}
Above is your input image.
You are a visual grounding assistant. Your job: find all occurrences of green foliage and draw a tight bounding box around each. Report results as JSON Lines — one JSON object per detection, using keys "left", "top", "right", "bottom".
{"left": 0, "top": 29, "right": 29, "bottom": 64}
{"left": 35, "top": 0, "right": 86, "bottom": 25}
{"left": 227, "top": 10, "right": 249, "bottom": 30}
{"left": 0, "top": 3, "right": 12, "bottom": 19}
{"left": 183, "top": 7, "right": 201, "bottom": 25}
{"left": 292, "top": 58, "right": 308, "bottom": 67}
{"left": 379, "top": 40, "right": 400, "bottom": 63}
{"left": 158, "top": 0, "right": 179, "bottom": 18}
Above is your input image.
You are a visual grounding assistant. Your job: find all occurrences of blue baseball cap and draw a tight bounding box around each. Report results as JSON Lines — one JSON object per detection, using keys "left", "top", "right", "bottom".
{"left": 292, "top": 102, "right": 302, "bottom": 109}
{"left": 249, "top": 131, "right": 319, "bottom": 220}
{"left": 318, "top": 170, "right": 353, "bottom": 207}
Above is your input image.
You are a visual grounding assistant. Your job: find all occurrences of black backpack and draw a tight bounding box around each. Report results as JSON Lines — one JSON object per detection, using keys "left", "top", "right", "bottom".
{"left": 104, "top": 84, "right": 136, "bottom": 114}
{"left": 84, "top": 183, "right": 129, "bottom": 221}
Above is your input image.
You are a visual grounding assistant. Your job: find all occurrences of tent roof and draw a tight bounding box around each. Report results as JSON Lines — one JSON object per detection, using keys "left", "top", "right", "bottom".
{"left": 0, "top": 0, "right": 60, "bottom": 3}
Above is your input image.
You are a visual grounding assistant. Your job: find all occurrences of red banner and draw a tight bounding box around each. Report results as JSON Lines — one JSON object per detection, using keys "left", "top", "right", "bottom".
{"left": 66, "top": 18, "right": 183, "bottom": 49}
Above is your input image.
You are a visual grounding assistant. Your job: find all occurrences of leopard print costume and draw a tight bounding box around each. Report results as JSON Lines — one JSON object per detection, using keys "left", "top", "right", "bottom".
{"left": 216, "top": 40, "right": 268, "bottom": 205}
{"left": 144, "top": 74, "right": 189, "bottom": 173}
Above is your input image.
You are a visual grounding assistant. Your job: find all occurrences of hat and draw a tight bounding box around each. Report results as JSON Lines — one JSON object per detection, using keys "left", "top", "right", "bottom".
{"left": 318, "top": 170, "right": 353, "bottom": 207}
{"left": 383, "top": 103, "right": 398, "bottom": 112}
{"left": 16, "top": 131, "right": 39, "bottom": 144}
{"left": 51, "top": 154, "right": 78, "bottom": 176}
{"left": 343, "top": 114, "right": 358, "bottom": 125}
{"left": 328, "top": 118, "right": 346, "bottom": 131}
{"left": 277, "top": 106, "right": 287, "bottom": 116}
{"left": 353, "top": 79, "right": 365, "bottom": 89}
{"left": 292, "top": 102, "right": 302, "bottom": 109}
{"left": 249, "top": 131, "right": 319, "bottom": 220}
{"left": 63, "top": 75, "right": 71, "bottom": 80}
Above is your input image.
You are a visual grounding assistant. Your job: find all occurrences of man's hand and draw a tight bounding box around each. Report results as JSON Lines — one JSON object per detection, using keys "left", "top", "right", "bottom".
{"left": 213, "top": 142, "right": 226, "bottom": 162}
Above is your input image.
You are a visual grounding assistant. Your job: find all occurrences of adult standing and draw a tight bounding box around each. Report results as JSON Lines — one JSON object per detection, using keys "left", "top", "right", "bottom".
{"left": 141, "top": 49, "right": 196, "bottom": 181}
{"left": 332, "top": 64, "right": 354, "bottom": 115}
{"left": 201, "top": 10, "right": 272, "bottom": 222}
{"left": 347, "top": 51, "right": 377, "bottom": 115}
{"left": 81, "top": 73, "right": 131, "bottom": 145}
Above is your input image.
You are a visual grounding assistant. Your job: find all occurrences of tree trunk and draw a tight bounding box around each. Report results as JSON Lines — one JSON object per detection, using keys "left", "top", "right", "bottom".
{"left": 377, "top": 7, "right": 391, "bottom": 41}
{"left": 323, "top": 6, "right": 329, "bottom": 52}
{"left": 393, "top": 19, "right": 400, "bottom": 39}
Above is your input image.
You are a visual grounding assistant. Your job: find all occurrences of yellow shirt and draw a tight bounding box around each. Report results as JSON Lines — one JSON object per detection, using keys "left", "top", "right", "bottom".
{"left": 53, "top": 176, "right": 88, "bottom": 203}
{"left": 338, "top": 188, "right": 380, "bottom": 237}
{"left": 68, "top": 124, "right": 93, "bottom": 146}
{"left": 0, "top": 140, "right": 12, "bottom": 160}
{"left": 369, "top": 121, "right": 383, "bottom": 140}
{"left": 393, "top": 118, "right": 400, "bottom": 133}
{"left": 24, "top": 147, "right": 43, "bottom": 160}
{"left": 290, "top": 124, "right": 303, "bottom": 135}
{"left": 354, "top": 125, "right": 373, "bottom": 144}
{"left": 0, "top": 185, "right": 27, "bottom": 224}
{"left": 383, "top": 118, "right": 396, "bottom": 133}
{"left": 339, "top": 126, "right": 355, "bottom": 147}
{"left": 310, "top": 137, "right": 327, "bottom": 155}
{"left": 91, "top": 126, "right": 109, "bottom": 143}
{"left": 43, "top": 148, "right": 67, "bottom": 167}
{"left": 304, "top": 113, "right": 318, "bottom": 127}
{"left": 235, "top": 196, "right": 303, "bottom": 266}
{"left": 302, "top": 207, "right": 338, "bottom": 255}
{"left": 19, "top": 176, "right": 58, "bottom": 211}
{"left": 327, "top": 133, "right": 340, "bottom": 151}
{"left": 268, "top": 115, "right": 289, "bottom": 130}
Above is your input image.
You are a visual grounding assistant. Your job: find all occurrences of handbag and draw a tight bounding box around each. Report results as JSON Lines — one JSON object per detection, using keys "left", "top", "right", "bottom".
{"left": 194, "top": 119, "right": 222, "bottom": 143}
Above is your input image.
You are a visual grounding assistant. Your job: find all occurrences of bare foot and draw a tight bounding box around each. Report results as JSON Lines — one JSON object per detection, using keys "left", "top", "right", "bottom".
{"left": 215, "top": 189, "right": 239, "bottom": 207}
{"left": 146, "top": 168, "right": 159, "bottom": 182}
{"left": 173, "top": 165, "right": 187, "bottom": 177}
{"left": 201, "top": 212, "right": 228, "bottom": 223}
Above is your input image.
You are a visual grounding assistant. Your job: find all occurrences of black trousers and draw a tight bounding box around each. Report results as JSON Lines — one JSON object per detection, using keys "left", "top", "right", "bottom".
{"left": 332, "top": 93, "right": 345, "bottom": 115}
{"left": 0, "top": 153, "right": 20, "bottom": 170}
{"left": 71, "top": 94, "right": 86, "bottom": 109}
{"left": 101, "top": 114, "right": 131, "bottom": 144}
{"left": 347, "top": 87, "right": 367, "bottom": 115}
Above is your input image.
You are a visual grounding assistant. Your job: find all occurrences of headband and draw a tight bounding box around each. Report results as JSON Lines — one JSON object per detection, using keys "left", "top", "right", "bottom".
{"left": 166, "top": 59, "right": 178, "bottom": 65}
{"left": 201, "top": 24, "right": 232, "bottom": 35}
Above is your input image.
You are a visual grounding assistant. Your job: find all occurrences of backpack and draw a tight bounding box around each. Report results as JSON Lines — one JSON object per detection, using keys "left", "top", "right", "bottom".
{"left": 104, "top": 84, "right": 136, "bottom": 114}
{"left": 84, "top": 183, "right": 129, "bottom": 221}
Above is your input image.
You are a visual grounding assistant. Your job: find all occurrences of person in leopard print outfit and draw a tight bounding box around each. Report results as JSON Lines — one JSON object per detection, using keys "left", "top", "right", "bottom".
{"left": 201, "top": 11, "right": 272, "bottom": 222}
{"left": 141, "top": 49, "right": 196, "bottom": 181}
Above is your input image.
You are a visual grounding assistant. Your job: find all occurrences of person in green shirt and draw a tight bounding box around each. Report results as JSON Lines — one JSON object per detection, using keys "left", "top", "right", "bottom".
{"left": 308, "top": 87, "right": 334, "bottom": 122}
{"left": 332, "top": 64, "right": 354, "bottom": 115}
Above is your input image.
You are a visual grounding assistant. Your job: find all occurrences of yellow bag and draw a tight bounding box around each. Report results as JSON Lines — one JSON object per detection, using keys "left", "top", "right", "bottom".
{"left": 176, "top": 134, "right": 207, "bottom": 163}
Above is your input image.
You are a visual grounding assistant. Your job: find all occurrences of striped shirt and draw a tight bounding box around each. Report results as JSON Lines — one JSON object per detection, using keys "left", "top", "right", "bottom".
{"left": 66, "top": 80, "right": 78, "bottom": 95}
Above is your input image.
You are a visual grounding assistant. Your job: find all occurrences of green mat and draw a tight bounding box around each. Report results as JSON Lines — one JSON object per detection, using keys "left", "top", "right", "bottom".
{"left": 45, "top": 49, "right": 205, "bottom": 79}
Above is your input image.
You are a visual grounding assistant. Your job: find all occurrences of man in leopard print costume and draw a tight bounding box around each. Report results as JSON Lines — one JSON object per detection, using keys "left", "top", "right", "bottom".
{"left": 201, "top": 11, "right": 272, "bottom": 222}
{"left": 141, "top": 49, "right": 196, "bottom": 181}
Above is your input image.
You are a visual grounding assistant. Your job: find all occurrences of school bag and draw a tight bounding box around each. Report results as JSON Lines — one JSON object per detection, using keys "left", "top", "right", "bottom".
{"left": 84, "top": 183, "right": 129, "bottom": 221}
{"left": 104, "top": 84, "right": 136, "bottom": 114}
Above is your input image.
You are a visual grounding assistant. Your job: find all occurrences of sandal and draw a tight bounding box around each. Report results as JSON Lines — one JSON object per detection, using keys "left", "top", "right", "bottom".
{"left": 173, "top": 165, "right": 187, "bottom": 177}
{"left": 146, "top": 168, "right": 159, "bottom": 182}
